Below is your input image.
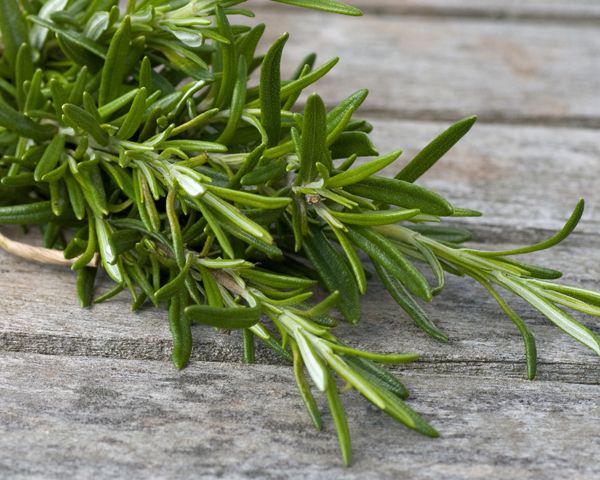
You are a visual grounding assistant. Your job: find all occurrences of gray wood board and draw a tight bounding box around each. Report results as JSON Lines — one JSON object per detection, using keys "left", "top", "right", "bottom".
{"left": 2, "top": 236, "right": 599, "bottom": 383}
{"left": 1, "top": 352, "right": 599, "bottom": 480}
{"left": 247, "top": 11, "right": 600, "bottom": 126}
{"left": 367, "top": 119, "right": 600, "bottom": 233}
{"left": 3, "top": 2, "right": 600, "bottom": 479}
{"left": 1, "top": 120, "right": 599, "bottom": 382}
{"left": 253, "top": 0, "right": 600, "bottom": 22}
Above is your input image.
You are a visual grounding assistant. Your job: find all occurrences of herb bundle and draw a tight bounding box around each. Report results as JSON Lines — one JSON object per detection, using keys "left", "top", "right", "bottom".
{"left": 0, "top": 0, "right": 599, "bottom": 466}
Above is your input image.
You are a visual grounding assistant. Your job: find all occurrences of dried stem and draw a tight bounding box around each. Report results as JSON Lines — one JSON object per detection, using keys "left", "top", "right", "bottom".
{"left": 0, "top": 231, "right": 99, "bottom": 268}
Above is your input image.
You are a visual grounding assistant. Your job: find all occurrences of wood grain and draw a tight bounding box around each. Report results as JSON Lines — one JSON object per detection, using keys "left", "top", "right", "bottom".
{"left": 247, "top": 10, "right": 600, "bottom": 126}
{"left": 367, "top": 119, "right": 600, "bottom": 232}
{"left": 1, "top": 353, "right": 599, "bottom": 479}
{"left": 1, "top": 121, "right": 599, "bottom": 382}
{"left": 254, "top": 0, "right": 600, "bottom": 22}
{"left": 2, "top": 233, "right": 599, "bottom": 383}
{"left": 3, "top": 3, "right": 600, "bottom": 477}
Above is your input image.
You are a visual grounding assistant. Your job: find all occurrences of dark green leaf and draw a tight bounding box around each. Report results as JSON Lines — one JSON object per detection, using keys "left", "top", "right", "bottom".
{"left": 299, "top": 93, "right": 331, "bottom": 183}
{"left": 0, "top": 96, "right": 56, "bottom": 142}
{"left": 303, "top": 227, "right": 361, "bottom": 323}
{"left": 330, "top": 131, "right": 378, "bottom": 159}
{"left": 76, "top": 267, "right": 97, "bottom": 308}
{"left": 396, "top": 116, "right": 477, "bottom": 182}
{"left": 328, "top": 150, "right": 401, "bottom": 188}
{"left": 270, "top": 0, "right": 362, "bottom": 16}
{"left": 374, "top": 263, "right": 447, "bottom": 342}
{"left": 169, "top": 291, "right": 192, "bottom": 370}
{"left": 346, "top": 176, "right": 454, "bottom": 216}
{"left": 347, "top": 226, "right": 432, "bottom": 301}
{"left": 185, "top": 304, "right": 261, "bottom": 329}
{"left": 62, "top": 104, "right": 110, "bottom": 146}
{"left": 99, "top": 16, "right": 131, "bottom": 106}
{"left": 0, "top": 201, "right": 54, "bottom": 225}
{"left": 0, "top": 0, "right": 29, "bottom": 70}
{"left": 260, "top": 32, "right": 288, "bottom": 147}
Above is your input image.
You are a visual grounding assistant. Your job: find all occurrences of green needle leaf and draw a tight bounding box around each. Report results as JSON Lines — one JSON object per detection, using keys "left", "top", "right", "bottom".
{"left": 330, "top": 208, "right": 420, "bottom": 226}
{"left": 465, "top": 200, "right": 585, "bottom": 257}
{"left": 206, "top": 185, "right": 291, "bottom": 210}
{"left": 185, "top": 304, "right": 261, "bottom": 329}
{"left": 324, "top": 372, "right": 352, "bottom": 467}
{"left": 0, "top": 0, "right": 29, "bottom": 70}
{"left": 498, "top": 274, "right": 600, "bottom": 356}
{"left": 99, "top": 16, "right": 131, "bottom": 106}
{"left": 28, "top": 16, "right": 106, "bottom": 59}
{"left": 293, "top": 329, "right": 329, "bottom": 392}
{"left": 292, "top": 341, "right": 323, "bottom": 430}
{"left": 214, "top": 6, "right": 237, "bottom": 109}
{"left": 330, "top": 226, "right": 367, "bottom": 295}
{"left": 477, "top": 276, "right": 537, "bottom": 379}
{"left": 0, "top": 96, "right": 56, "bottom": 142}
{"left": 327, "top": 150, "right": 402, "bottom": 188}
{"left": 347, "top": 226, "right": 432, "bottom": 302}
{"left": 154, "top": 254, "right": 194, "bottom": 303}
{"left": 374, "top": 263, "right": 448, "bottom": 342}
{"left": 330, "top": 131, "right": 378, "bottom": 159}
{"left": 0, "top": 201, "right": 54, "bottom": 225}
{"left": 34, "top": 134, "right": 66, "bottom": 182}
{"left": 326, "top": 341, "right": 419, "bottom": 364}
{"left": 345, "top": 357, "right": 409, "bottom": 399}
{"left": 217, "top": 56, "right": 248, "bottom": 145}
{"left": 169, "top": 291, "right": 193, "bottom": 370}
{"left": 117, "top": 87, "right": 148, "bottom": 140}
{"left": 347, "top": 176, "right": 454, "bottom": 216}
{"left": 249, "top": 57, "right": 339, "bottom": 113}
{"left": 239, "top": 269, "right": 316, "bottom": 289}
{"left": 202, "top": 192, "right": 274, "bottom": 243}
{"left": 303, "top": 227, "right": 361, "bottom": 323}
{"left": 326, "top": 89, "right": 369, "bottom": 146}
{"left": 270, "top": 0, "right": 363, "bottom": 16}
{"left": 260, "top": 32, "right": 288, "bottom": 147}
{"left": 63, "top": 104, "right": 110, "bottom": 146}
{"left": 395, "top": 116, "right": 477, "bottom": 182}
{"left": 95, "top": 217, "right": 123, "bottom": 283}
{"left": 299, "top": 93, "right": 331, "bottom": 183}
{"left": 528, "top": 280, "right": 600, "bottom": 308}
{"left": 76, "top": 267, "right": 97, "bottom": 308}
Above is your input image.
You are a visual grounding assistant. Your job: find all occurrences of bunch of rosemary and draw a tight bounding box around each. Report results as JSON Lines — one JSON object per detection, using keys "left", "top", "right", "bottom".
{"left": 0, "top": 0, "right": 599, "bottom": 465}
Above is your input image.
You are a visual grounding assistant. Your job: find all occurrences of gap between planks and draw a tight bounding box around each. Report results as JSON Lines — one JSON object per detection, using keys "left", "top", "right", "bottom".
{"left": 252, "top": 0, "right": 600, "bottom": 25}
{"left": 1, "top": 117, "right": 600, "bottom": 383}
{"left": 248, "top": 9, "right": 600, "bottom": 130}
{"left": 352, "top": 108, "right": 600, "bottom": 130}
{"left": 1, "top": 352, "right": 599, "bottom": 479}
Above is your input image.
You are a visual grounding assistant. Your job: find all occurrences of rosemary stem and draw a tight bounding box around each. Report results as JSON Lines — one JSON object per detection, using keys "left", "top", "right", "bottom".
{"left": 0, "top": 230, "right": 99, "bottom": 267}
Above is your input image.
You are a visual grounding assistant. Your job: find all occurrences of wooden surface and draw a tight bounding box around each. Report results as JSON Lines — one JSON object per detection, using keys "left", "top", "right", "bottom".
{"left": 2, "top": 353, "right": 599, "bottom": 480}
{"left": 1, "top": 2, "right": 600, "bottom": 478}
{"left": 252, "top": 7, "right": 600, "bottom": 127}
{"left": 255, "top": 0, "right": 600, "bottom": 22}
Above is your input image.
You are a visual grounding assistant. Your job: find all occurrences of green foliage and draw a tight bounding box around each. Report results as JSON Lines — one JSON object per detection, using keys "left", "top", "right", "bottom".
{"left": 0, "top": 0, "right": 598, "bottom": 467}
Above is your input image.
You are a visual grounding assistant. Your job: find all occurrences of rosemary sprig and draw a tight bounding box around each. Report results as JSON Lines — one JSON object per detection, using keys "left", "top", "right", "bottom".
{"left": 0, "top": 0, "right": 598, "bottom": 466}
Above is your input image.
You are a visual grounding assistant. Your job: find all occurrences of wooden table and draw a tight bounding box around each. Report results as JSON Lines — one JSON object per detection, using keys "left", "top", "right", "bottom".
{"left": 1, "top": 1, "right": 599, "bottom": 478}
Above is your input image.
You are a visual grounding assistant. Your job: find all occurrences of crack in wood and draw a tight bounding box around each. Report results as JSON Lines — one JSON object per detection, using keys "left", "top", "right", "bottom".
{"left": 253, "top": 2, "right": 600, "bottom": 26}
{"left": 344, "top": 108, "right": 600, "bottom": 130}
{"left": 2, "top": 332, "right": 598, "bottom": 386}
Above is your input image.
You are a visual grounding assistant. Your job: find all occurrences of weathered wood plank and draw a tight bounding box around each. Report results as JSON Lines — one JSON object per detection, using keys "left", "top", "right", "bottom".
{"left": 1, "top": 353, "right": 599, "bottom": 479}
{"left": 1, "top": 120, "right": 599, "bottom": 381}
{"left": 2, "top": 237, "right": 599, "bottom": 383}
{"left": 367, "top": 119, "right": 600, "bottom": 233}
{"left": 253, "top": 0, "right": 600, "bottom": 22}
{"left": 248, "top": 11, "right": 600, "bottom": 126}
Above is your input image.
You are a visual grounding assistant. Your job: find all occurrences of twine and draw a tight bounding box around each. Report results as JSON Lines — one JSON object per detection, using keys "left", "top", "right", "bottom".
{"left": 0, "top": 230, "right": 99, "bottom": 268}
